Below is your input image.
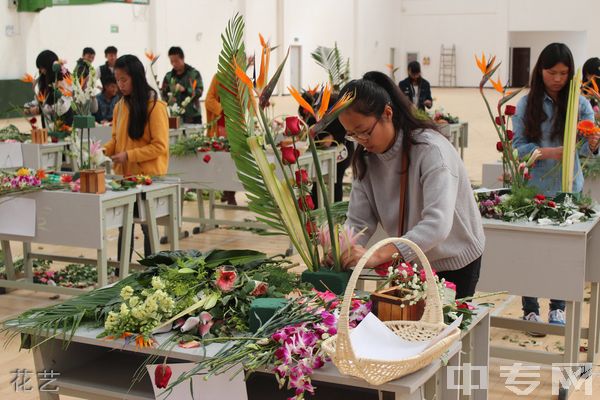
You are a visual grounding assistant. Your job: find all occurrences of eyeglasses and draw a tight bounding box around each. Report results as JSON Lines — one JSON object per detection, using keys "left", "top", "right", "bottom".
{"left": 345, "top": 117, "right": 380, "bottom": 142}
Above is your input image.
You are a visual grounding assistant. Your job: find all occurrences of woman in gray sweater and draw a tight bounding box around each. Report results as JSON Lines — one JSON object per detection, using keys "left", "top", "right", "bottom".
{"left": 338, "top": 71, "right": 485, "bottom": 298}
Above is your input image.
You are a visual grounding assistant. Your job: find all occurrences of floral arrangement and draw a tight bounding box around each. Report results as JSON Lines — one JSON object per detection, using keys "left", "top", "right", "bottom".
{"left": 432, "top": 109, "right": 460, "bottom": 124}
{"left": 161, "top": 289, "right": 371, "bottom": 400}
{"left": 0, "top": 168, "right": 69, "bottom": 197}
{"left": 476, "top": 53, "right": 529, "bottom": 189}
{"left": 164, "top": 77, "right": 197, "bottom": 117}
{"left": 71, "top": 62, "right": 97, "bottom": 117}
{"left": 170, "top": 132, "right": 229, "bottom": 157}
{"left": 21, "top": 58, "right": 73, "bottom": 139}
{"left": 217, "top": 15, "right": 354, "bottom": 272}
{"left": 476, "top": 189, "right": 595, "bottom": 225}
{"left": 0, "top": 125, "right": 28, "bottom": 143}
{"left": 108, "top": 174, "right": 153, "bottom": 191}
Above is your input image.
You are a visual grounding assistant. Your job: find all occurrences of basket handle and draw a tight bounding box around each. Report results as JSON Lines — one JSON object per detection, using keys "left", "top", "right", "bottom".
{"left": 336, "top": 237, "right": 445, "bottom": 357}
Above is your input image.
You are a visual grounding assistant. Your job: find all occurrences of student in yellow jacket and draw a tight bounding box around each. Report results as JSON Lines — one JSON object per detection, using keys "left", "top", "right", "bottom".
{"left": 104, "top": 54, "right": 169, "bottom": 177}
{"left": 104, "top": 54, "right": 169, "bottom": 262}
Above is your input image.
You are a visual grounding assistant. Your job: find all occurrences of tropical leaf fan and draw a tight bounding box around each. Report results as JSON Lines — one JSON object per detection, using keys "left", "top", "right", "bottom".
{"left": 311, "top": 43, "right": 351, "bottom": 91}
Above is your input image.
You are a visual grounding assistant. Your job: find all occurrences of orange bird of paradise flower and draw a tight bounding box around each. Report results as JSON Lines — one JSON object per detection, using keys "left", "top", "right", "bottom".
{"left": 489, "top": 77, "right": 504, "bottom": 94}
{"left": 475, "top": 53, "right": 496, "bottom": 75}
{"left": 191, "top": 79, "right": 198, "bottom": 93}
{"left": 289, "top": 83, "right": 354, "bottom": 135}
{"left": 36, "top": 90, "right": 46, "bottom": 104}
{"left": 59, "top": 87, "right": 72, "bottom": 98}
{"left": 21, "top": 73, "right": 34, "bottom": 83}
{"left": 63, "top": 73, "right": 73, "bottom": 87}
{"left": 145, "top": 50, "right": 159, "bottom": 64}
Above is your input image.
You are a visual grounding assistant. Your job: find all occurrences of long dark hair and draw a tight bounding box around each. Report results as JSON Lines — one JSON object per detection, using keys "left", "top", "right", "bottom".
{"left": 36, "top": 50, "right": 63, "bottom": 104}
{"left": 525, "top": 43, "right": 574, "bottom": 143}
{"left": 339, "top": 71, "right": 437, "bottom": 179}
{"left": 114, "top": 55, "right": 157, "bottom": 140}
{"left": 583, "top": 57, "right": 600, "bottom": 107}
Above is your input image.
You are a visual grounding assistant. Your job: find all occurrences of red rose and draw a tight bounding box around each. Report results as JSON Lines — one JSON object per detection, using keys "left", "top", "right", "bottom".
{"left": 281, "top": 146, "right": 300, "bottom": 164}
{"left": 374, "top": 261, "right": 393, "bottom": 277}
{"left": 144, "top": 177, "right": 152, "bottom": 185}
{"left": 215, "top": 266, "right": 237, "bottom": 292}
{"left": 496, "top": 141, "right": 504, "bottom": 152}
{"left": 495, "top": 116, "right": 505, "bottom": 126}
{"left": 298, "top": 195, "right": 315, "bottom": 211}
{"left": 212, "top": 142, "right": 224, "bottom": 151}
{"left": 203, "top": 154, "right": 211, "bottom": 163}
{"left": 524, "top": 172, "right": 531, "bottom": 180}
{"left": 535, "top": 194, "right": 546, "bottom": 201}
{"left": 548, "top": 200, "right": 556, "bottom": 208}
{"left": 154, "top": 364, "right": 172, "bottom": 389}
{"left": 506, "top": 130, "right": 514, "bottom": 141}
{"left": 250, "top": 281, "right": 269, "bottom": 297}
{"left": 197, "top": 147, "right": 210, "bottom": 152}
{"left": 284, "top": 116, "right": 302, "bottom": 136}
{"left": 505, "top": 105, "right": 516, "bottom": 116}
{"left": 295, "top": 169, "right": 309, "bottom": 186}
{"left": 29, "top": 117, "right": 37, "bottom": 125}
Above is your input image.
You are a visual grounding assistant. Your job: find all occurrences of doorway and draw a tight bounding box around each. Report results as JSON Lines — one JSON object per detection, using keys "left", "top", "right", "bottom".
{"left": 290, "top": 45, "right": 302, "bottom": 89}
{"left": 511, "top": 47, "right": 531, "bottom": 87}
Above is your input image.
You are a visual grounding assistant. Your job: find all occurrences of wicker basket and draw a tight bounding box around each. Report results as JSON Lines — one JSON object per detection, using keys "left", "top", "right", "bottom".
{"left": 321, "top": 237, "right": 460, "bottom": 386}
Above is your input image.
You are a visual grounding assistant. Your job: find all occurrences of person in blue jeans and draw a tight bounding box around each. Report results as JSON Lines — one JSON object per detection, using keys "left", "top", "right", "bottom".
{"left": 512, "top": 43, "right": 600, "bottom": 334}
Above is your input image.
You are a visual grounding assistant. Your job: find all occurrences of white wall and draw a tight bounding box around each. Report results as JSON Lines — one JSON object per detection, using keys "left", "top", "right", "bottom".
{"left": 509, "top": 31, "right": 588, "bottom": 77}
{"left": 3, "top": 0, "right": 600, "bottom": 91}
{"left": 394, "top": 0, "right": 509, "bottom": 87}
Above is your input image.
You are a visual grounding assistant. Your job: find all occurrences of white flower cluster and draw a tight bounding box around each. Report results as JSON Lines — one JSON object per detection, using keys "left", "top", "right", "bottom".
{"left": 168, "top": 96, "right": 192, "bottom": 117}
{"left": 104, "top": 279, "right": 176, "bottom": 337}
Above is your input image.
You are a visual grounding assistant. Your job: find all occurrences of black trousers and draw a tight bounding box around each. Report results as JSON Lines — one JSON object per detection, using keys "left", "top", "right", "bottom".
{"left": 116, "top": 204, "right": 152, "bottom": 262}
{"left": 436, "top": 256, "right": 482, "bottom": 300}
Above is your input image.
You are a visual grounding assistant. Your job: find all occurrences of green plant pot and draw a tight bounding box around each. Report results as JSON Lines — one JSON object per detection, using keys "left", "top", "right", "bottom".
{"left": 248, "top": 297, "right": 287, "bottom": 333}
{"left": 73, "top": 115, "right": 96, "bottom": 129}
{"left": 48, "top": 130, "right": 69, "bottom": 140}
{"left": 300, "top": 269, "right": 352, "bottom": 295}
{"left": 554, "top": 192, "right": 582, "bottom": 203}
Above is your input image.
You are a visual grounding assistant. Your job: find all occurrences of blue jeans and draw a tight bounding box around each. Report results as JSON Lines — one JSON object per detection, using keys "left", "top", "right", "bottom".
{"left": 522, "top": 297, "right": 565, "bottom": 315}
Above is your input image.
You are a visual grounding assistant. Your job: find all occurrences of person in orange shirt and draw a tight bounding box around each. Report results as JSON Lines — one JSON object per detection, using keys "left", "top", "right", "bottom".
{"left": 104, "top": 54, "right": 169, "bottom": 261}
{"left": 204, "top": 75, "right": 237, "bottom": 205}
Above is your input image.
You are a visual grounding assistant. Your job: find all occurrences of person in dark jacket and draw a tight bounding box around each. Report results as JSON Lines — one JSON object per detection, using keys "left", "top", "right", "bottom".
{"left": 74, "top": 47, "right": 95, "bottom": 79}
{"left": 99, "top": 46, "right": 118, "bottom": 82}
{"left": 398, "top": 61, "right": 432, "bottom": 111}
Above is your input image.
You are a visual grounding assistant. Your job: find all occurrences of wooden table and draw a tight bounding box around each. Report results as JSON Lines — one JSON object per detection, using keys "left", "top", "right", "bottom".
{"left": 0, "top": 182, "right": 181, "bottom": 293}
{"left": 168, "top": 148, "right": 338, "bottom": 232}
{"left": 477, "top": 216, "right": 600, "bottom": 399}
{"left": 26, "top": 326, "right": 462, "bottom": 400}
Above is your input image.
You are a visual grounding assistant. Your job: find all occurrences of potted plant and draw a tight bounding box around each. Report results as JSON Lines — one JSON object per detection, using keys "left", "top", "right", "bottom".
{"left": 216, "top": 15, "right": 355, "bottom": 294}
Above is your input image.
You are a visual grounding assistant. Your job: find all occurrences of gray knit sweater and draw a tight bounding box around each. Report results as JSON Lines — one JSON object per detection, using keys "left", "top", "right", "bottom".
{"left": 346, "top": 129, "right": 485, "bottom": 272}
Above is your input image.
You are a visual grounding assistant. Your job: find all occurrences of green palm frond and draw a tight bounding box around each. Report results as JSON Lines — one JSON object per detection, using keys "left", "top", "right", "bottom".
{"left": 1, "top": 274, "right": 139, "bottom": 347}
{"left": 216, "top": 14, "right": 287, "bottom": 236}
{"left": 311, "top": 43, "right": 351, "bottom": 91}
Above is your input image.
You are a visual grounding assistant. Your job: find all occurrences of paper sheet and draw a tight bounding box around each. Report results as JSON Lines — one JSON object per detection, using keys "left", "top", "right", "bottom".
{"left": 0, "top": 197, "right": 36, "bottom": 237}
{"left": 0, "top": 143, "right": 23, "bottom": 168}
{"left": 147, "top": 363, "right": 248, "bottom": 400}
{"left": 349, "top": 312, "right": 461, "bottom": 361}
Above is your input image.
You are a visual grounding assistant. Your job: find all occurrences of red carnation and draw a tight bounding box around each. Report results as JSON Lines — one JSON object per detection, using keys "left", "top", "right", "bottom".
{"left": 496, "top": 141, "right": 504, "bottom": 152}
{"left": 281, "top": 146, "right": 300, "bottom": 164}
{"left": 284, "top": 116, "right": 302, "bottom": 136}
{"left": 505, "top": 105, "right": 516, "bottom": 116}
{"left": 506, "top": 130, "right": 514, "bottom": 141}
{"left": 295, "top": 169, "right": 309, "bottom": 186}
{"left": 203, "top": 154, "right": 211, "bottom": 163}
{"left": 298, "top": 195, "right": 315, "bottom": 211}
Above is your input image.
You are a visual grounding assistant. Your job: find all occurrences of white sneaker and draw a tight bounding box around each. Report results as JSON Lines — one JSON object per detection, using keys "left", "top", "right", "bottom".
{"left": 549, "top": 309, "right": 566, "bottom": 325}
{"left": 523, "top": 312, "right": 546, "bottom": 337}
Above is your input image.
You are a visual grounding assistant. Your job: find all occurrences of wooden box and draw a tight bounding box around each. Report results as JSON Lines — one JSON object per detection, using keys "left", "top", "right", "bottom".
{"left": 79, "top": 169, "right": 106, "bottom": 194}
{"left": 168, "top": 116, "right": 181, "bottom": 129}
{"left": 31, "top": 128, "right": 48, "bottom": 144}
{"left": 370, "top": 286, "right": 425, "bottom": 322}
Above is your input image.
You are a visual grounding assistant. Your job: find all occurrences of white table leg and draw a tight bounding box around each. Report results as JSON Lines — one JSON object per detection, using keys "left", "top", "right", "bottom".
{"left": 118, "top": 202, "right": 134, "bottom": 278}
{"left": 208, "top": 190, "right": 217, "bottom": 228}
{"left": 22, "top": 242, "right": 33, "bottom": 281}
{"left": 143, "top": 194, "right": 160, "bottom": 255}
{"left": 472, "top": 313, "right": 490, "bottom": 400}
{"left": 441, "top": 347, "right": 461, "bottom": 400}
{"left": 168, "top": 189, "right": 179, "bottom": 251}
{"left": 587, "top": 282, "right": 600, "bottom": 363}
{"left": 195, "top": 188, "right": 206, "bottom": 233}
{"left": 1, "top": 240, "right": 16, "bottom": 281}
